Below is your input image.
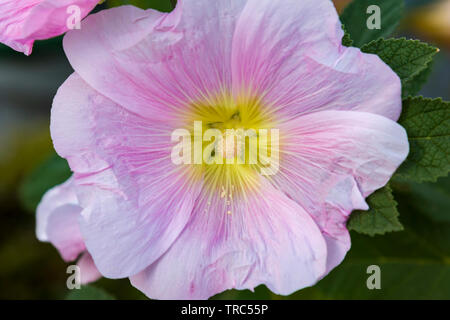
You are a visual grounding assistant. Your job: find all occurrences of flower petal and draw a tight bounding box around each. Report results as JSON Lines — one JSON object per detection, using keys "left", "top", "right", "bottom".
{"left": 36, "top": 177, "right": 86, "bottom": 262}
{"left": 77, "top": 252, "right": 102, "bottom": 284}
{"left": 232, "top": 0, "right": 401, "bottom": 120}
{"left": 0, "top": 0, "right": 98, "bottom": 55}
{"left": 273, "top": 110, "right": 409, "bottom": 271}
{"left": 51, "top": 73, "right": 202, "bottom": 278}
{"left": 46, "top": 203, "right": 85, "bottom": 262}
{"left": 36, "top": 177, "right": 78, "bottom": 242}
{"left": 63, "top": 1, "right": 247, "bottom": 121}
{"left": 130, "top": 178, "right": 327, "bottom": 300}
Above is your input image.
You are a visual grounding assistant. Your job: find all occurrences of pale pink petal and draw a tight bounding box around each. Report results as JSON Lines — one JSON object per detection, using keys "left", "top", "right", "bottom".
{"left": 273, "top": 110, "right": 409, "bottom": 271}
{"left": 0, "top": 0, "right": 98, "bottom": 55}
{"left": 232, "top": 0, "right": 401, "bottom": 120}
{"left": 36, "top": 177, "right": 101, "bottom": 280}
{"left": 51, "top": 73, "right": 202, "bottom": 278}
{"left": 46, "top": 203, "right": 85, "bottom": 262}
{"left": 77, "top": 252, "right": 102, "bottom": 284}
{"left": 131, "top": 178, "right": 327, "bottom": 300}
{"left": 36, "top": 177, "right": 78, "bottom": 242}
{"left": 63, "top": 1, "right": 247, "bottom": 120}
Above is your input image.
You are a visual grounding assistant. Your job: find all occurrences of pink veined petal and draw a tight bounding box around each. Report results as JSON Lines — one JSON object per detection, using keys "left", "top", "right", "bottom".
{"left": 77, "top": 252, "right": 102, "bottom": 284}
{"left": 130, "top": 178, "right": 328, "bottom": 300}
{"left": 232, "top": 0, "right": 401, "bottom": 121}
{"left": 0, "top": 0, "right": 98, "bottom": 55}
{"left": 51, "top": 73, "right": 202, "bottom": 278}
{"left": 272, "top": 110, "right": 409, "bottom": 272}
{"left": 63, "top": 1, "right": 247, "bottom": 121}
{"left": 36, "top": 177, "right": 78, "bottom": 242}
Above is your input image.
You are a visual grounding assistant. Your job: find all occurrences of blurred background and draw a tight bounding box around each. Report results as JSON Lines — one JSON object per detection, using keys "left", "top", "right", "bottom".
{"left": 0, "top": 0, "right": 449, "bottom": 299}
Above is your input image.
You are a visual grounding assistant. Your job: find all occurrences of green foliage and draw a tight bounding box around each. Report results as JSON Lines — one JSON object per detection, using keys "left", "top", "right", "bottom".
{"left": 106, "top": 0, "right": 174, "bottom": 12}
{"left": 401, "top": 59, "right": 434, "bottom": 98}
{"left": 0, "top": 124, "right": 53, "bottom": 201}
{"left": 396, "top": 97, "right": 450, "bottom": 182}
{"left": 340, "top": 0, "right": 404, "bottom": 47}
{"left": 400, "top": 176, "right": 450, "bottom": 223}
{"left": 347, "top": 185, "right": 403, "bottom": 236}
{"left": 19, "top": 153, "right": 71, "bottom": 212}
{"left": 341, "top": 24, "right": 354, "bottom": 47}
{"left": 361, "top": 38, "right": 438, "bottom": 98}
{"left": 66, "top": 285, "right": 116, "bottom": 300}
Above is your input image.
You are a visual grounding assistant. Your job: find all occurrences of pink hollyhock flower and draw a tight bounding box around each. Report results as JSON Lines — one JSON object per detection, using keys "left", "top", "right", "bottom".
{"left": 44, "top": 0, "right": 409, "bottom": 299}
{"left": 0, "top": 0, "right": 99, "bottom": 55}
{"left": 36, "top": 177, "right": 101, "bottom": 284}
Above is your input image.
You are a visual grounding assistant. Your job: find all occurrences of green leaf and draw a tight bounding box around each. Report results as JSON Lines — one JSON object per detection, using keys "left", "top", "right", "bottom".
{"left": 401, "top": 59, "right": 434, "bottom": 98}
{"left": 18, "top": 153, "right": 71, "bottom": 212}
{"left": 106, "top": 0, "right": 174, "bottom": 12}
{"left": 340, "top": 0, "right": 404, "bottom": 47}
{"left": 361, "top": 38, "right": 438, "bottom": 98}
{"left": 341, "top": 24, "right": 354, "bottom": 47}
{"left": 66, "top": 285, "right": 116, "bottom": 300}
{"left": 400, "top": 176, "right": 450, "bottom": 223}
{"left": 396, "top": 97, "right": 450, "bottom": 182}
{"left": 347, "top": 185, "right": 403, "bottom": 236}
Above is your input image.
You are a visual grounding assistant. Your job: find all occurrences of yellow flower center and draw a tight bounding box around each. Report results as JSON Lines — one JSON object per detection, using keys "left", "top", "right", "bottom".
{"left": 172, "top": 92, "right": 281, "bottom": 207}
